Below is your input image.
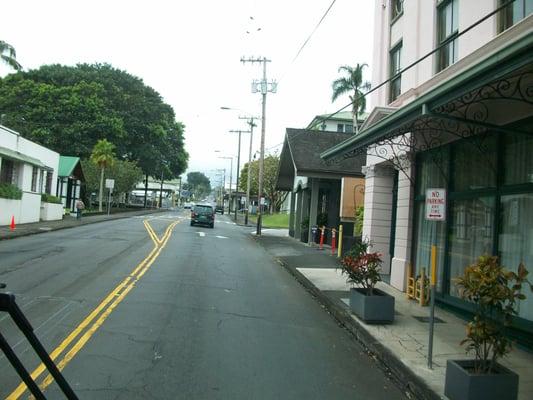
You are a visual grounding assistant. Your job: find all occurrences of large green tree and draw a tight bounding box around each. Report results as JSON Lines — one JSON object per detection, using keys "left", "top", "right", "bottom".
{"left": 81, "top": 158, "right": 143, "bottom": 205}
{"left": 331, "top": 63, "right": 371, "bottom": 134}
{"left": 186, "top": 172, "right": 211, "bottom": 200}
{"left": 0, "top": 63, "right": 188, "bottom": 178}
{"left": 90, "top": 139, "right": 116, "bottom": 212}
{"left": 0, "top": 40, "right": 21, "bottom": 71}
{"left": 239, "top": 154, "right": 286, "bottom": 213}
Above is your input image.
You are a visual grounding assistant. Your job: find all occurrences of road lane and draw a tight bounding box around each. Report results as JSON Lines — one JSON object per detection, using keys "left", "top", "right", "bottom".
{"left": 1, "top": 213, "right": 178, "bottom": 398}
{"left": 2, "top": 211, "right": 407, "bottom": 399}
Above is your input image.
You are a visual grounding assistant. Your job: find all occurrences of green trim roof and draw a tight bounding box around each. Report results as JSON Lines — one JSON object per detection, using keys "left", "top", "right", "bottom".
{"left": 58, "top": 156, "right": 81, "bottom": 177}
{"left": 321, "top": 28, "right": 533, "bottom": 160}
{"left": 0, "top": 146, "right": 47, "bottom": 168}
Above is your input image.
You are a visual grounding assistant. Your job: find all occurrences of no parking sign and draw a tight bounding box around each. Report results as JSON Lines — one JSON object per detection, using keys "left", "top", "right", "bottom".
{"left": 425, "top": 189, "right": 446, "bottom": 221}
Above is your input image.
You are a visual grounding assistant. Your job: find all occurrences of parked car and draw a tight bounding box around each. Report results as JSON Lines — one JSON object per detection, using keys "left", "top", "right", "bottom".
{"left": 183, "top": 202, "right": 193, "bottom": 209}
{"left": 190, "top": 204, "right": 215, "bottom": 228}
{"left": 215, "top": 205, "right": 224, "bottom": 214}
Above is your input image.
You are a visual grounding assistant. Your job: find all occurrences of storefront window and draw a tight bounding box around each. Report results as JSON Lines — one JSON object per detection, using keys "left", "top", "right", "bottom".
{"left": 499, "top": 193, "right": 533, "bottom": 320}
{"left": 452, "top": 135, "right": 496, "bottom": 191}
{"left": 504, "top": 132, "right": 533, "bottom": 185}
{"left": 448, "top": 197, "right": 495, "bottom": 297}
{"left": 413, "top": 203, "right": 446, "bottom": 292}
{"left": 416, "top": 148, "right": 449, "bottom": 196}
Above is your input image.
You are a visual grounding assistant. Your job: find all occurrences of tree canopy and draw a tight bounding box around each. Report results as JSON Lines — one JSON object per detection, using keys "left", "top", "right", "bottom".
{"left": 239, "top": 154, "right": 286, "bottom": 212}
{"left": 0, "top": 40, "right": 21, "bottom": 71}
{"left": 0, "top": 63, "right": 188, "bottom": 178}
{"left": 331, "top": 63, "right": 371, "bottom": 133}
{"left": 81, "top": 158, "right": 143, "bottom": 203}
{"left": 186, "top": 172, "right": 211, "bottom": 200}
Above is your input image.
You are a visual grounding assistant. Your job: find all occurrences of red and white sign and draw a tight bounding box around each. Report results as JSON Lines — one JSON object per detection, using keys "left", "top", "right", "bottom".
{"left": 425, "top": 189, "right": 446, "bottom": 221}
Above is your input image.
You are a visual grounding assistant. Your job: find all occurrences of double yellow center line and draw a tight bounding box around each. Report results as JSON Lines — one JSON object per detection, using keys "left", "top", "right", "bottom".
{"left": 6, "top": 218, "right": 179, "bottom": 399}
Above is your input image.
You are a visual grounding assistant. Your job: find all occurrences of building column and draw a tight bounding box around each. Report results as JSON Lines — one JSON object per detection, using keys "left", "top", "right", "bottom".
{"left": 362, "top": 164, "right": 395, "bottom": 275}
{"left": 308, "top": 178, "right": 320, "bottom": 242}
{"left": 288, "top": 191, "right": 296, "bottom": 237}
{"left": 300, "top": 189, "right": 310, "bottom": 242}
{"left": 390, "top": 166, "right": 415, "bottom": 291}
{"left": 294, "top": 190, "right": 303, "bottom": 239}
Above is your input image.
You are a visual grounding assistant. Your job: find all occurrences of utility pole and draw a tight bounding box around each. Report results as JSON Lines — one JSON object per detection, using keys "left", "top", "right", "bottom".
{"left": 239, "top": 116, "right": 257, "bottom": 225}
{"left": 229, "top": 129, "right": 251, "bottom": 222}
{"left": 218, "top": 156, "right": 233, "bottom": 213}
{"left": 241, "top": 56, "right": 277, "bottom": 235}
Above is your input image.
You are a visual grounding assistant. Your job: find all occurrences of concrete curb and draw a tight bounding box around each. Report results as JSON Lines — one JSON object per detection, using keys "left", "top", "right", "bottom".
{"left": 277, "top": 258, "right": 442, "bottom": 400}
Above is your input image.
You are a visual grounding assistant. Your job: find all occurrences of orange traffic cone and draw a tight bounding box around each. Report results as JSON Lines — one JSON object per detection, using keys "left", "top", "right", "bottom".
{"left": 10, "top": 215, "right": 15, "bottom": 231}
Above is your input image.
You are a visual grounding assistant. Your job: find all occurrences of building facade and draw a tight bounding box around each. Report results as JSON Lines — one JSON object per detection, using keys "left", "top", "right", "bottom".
{"left": 0, "top": 125, "right": 60, "bottom": 224}
{"left": 322, "top": 1, "right": 533, "bottom": 340}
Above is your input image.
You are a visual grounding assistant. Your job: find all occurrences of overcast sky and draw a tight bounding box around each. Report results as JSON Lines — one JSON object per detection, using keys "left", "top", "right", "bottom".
{"left": 1, "top": 0, "right": 374, "bottom": 186}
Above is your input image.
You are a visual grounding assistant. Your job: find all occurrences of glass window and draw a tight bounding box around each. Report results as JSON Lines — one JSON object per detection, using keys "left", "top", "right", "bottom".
{"left": 31, "top": 166, "right": 38, "bottom": 192}
{"left": 391, "top": 0, "right": 404, "bottom": 21}
{"left": 337, "top": 124, "right": 344, "bottom": 132}
{"left": 345, "top": 124, "right": 353, "bottom": 133}
{"left": 504, "top": 132, "right": 533, "bottom": 185}
{"left": 499, "top": 0, "right": 533, "bottom": 32}
{"left": 499, "top": 193, "right": 533, "bottom": 320}
{"left": 416, "top": 148, "right": 449, "bottom": 196}
{"left": 45, "top": 171, "right": 53, "bottom": 194}
{"left": 437, "top": 0, "right": 459, "bottom": 72}
{"left": 390, "top": 43, "right": 402, "bottom": 102}
{"left": 452, "top": 135, "right": 496, "bottom": 191}
{"left": 448, "top": 197, "right": 495, "bottom": 297}
{"left": 0, "top": 159, "right": 14, "bottom": 184}
{"left": 413, "top": 203, "right": 447, "bottom": 292}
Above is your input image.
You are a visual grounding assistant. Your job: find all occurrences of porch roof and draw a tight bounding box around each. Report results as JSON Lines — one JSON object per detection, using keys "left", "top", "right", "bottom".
{"left": 276, "top": 128, "right": 365, "bottom": 191}
{"left": 321, "top": 20, "right": 533, "bottom": 162}
{"left": 58, "top": 156, "right": 85, "bottom": 181}
{"left": 0, "top": 145, "right": 48, "bottom": 169}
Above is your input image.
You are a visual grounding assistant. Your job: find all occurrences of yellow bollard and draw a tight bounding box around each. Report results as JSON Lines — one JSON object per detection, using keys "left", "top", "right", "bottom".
{"left": 337, "top": 224, "right": 343, "bottom": 257}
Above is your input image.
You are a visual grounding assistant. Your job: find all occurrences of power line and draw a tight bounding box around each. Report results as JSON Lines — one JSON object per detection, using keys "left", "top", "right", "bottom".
{"left": 278, "top": 0, "right": 338, "bottom": 83}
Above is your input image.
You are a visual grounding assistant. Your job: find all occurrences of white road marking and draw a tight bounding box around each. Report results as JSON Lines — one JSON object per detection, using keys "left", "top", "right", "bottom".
{"left": 215, "top": 235, "right": 228, "bottom": 239}
{"left": 197, "top": 232, "right": 206, "bottom": 237}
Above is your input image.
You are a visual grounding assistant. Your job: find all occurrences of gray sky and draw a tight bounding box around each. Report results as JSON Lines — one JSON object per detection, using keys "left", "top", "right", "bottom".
{"left": 1, "top": 0, "right": 374, "bottom": 186}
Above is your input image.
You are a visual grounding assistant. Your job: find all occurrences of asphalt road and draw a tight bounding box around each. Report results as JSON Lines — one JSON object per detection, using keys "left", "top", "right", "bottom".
{"left": 0, "top": 210, "right": 407, "bottom": 399}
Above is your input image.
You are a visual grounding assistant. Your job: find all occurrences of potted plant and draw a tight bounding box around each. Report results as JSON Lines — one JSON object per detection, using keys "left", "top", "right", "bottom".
{"left": 444, "top": 255, "right": 532, "bottom": 400}
{"left": 300, "top": 217, "right": 309, "bottom": 243}
{"left": 339, "top": 240, "right": 394, "bottom": 324}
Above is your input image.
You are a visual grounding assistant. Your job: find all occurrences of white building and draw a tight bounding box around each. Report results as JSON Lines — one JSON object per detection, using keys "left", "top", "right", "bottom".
{"left": 0, "top": 125, "right": 62, "bottom": 225}
{"left": 322, "top": 2, "right": 533, "bottom": 337}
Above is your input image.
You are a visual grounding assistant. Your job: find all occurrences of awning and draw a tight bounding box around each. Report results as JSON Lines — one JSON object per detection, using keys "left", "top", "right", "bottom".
{"left": 321, "top": 21, "right": 533, "bottom": 162}
{"left": 0, "top": 145, "right": 48, "bottom": 169}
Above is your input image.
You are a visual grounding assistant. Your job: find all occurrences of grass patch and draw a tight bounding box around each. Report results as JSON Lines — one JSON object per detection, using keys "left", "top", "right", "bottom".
{"left": 248, "top": 213, "right": 289, "bottom": 228}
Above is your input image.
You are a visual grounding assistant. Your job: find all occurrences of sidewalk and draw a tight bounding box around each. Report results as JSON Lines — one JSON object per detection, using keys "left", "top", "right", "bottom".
{"left": 0, "top": 208, "right": 166, "bottom": 240}
{"left": 252, "top": 229, "right": 533, "bottom": 400}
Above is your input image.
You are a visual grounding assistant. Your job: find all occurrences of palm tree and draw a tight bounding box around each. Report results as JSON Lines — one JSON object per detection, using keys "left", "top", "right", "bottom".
{"left": 331, "top": 63, "right": 371, "bottom": 134}
{"left": 0, "top": 40, "right": 22, "bottom": 71}
{"left": 90, "top": 139, "right": 116, "bottom": 212}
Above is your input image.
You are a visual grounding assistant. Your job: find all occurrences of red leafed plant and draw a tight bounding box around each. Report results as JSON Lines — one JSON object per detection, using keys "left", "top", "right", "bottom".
{"left": 340, "top": 239, "right": 383, "bottom": 295}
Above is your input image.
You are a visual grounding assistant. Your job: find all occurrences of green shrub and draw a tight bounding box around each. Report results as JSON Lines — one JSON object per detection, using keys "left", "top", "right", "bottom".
{"left": 0, "top": 183, "right": 22, "bottom": 200}
{"left": 454, "top": 256, "right": 533, "bottom": 373}
{"left": 41, "top": 193, "right": 62, "bottom": 204}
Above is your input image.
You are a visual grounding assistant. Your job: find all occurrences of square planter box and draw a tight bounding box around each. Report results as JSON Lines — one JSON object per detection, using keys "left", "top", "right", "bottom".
{"left": 444, "top": 359, "right": 518, "bottom": 400}
{"left": 349, "top": 287, "right": 395, "bottom": 324}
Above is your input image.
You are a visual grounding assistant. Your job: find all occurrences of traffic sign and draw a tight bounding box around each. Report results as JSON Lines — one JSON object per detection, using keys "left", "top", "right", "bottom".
{"left": 425, "top": 189, "right": 446, "bottom": 221}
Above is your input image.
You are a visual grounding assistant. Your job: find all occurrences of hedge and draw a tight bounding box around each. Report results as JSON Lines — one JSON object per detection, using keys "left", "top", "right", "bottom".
{"left": 0, "top": 183, "right": 22, "bottom": 200}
